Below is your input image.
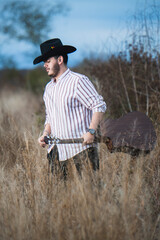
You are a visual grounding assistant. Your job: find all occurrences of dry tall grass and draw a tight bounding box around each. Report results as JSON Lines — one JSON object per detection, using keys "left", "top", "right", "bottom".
{"left": 0, "top": 90, "right": 159, "bottom": 240}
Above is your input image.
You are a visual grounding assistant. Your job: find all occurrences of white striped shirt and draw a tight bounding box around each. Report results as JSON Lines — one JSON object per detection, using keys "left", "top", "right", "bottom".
{"left": 43, "top": 68, "right": 106, "bottom": 161}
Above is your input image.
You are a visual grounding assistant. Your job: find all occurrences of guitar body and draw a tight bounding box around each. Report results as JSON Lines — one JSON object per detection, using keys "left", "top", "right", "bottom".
{"left": 100, "top": 111, "right": 157, "bottom": 155}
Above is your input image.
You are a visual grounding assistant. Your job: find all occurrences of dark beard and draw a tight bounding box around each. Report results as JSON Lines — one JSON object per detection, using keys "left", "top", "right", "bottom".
{"left": 49, "top": 62, "right": 60, "bottom": 78}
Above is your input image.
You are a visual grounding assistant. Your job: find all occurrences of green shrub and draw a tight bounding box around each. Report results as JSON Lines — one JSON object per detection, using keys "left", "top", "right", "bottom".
{"left": 26, "top": 67, "right": 48, "bottom": 94}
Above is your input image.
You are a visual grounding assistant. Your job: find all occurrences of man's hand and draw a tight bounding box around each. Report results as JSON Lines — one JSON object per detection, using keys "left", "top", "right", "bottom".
{"left": 81, "top": 112, "right": 104, "bottom": 146}
{"left": 38, "top": 124, "right": 51, "bottom": 148}
{"left": 82, "top": 132, "right": 95, "bottom": 146}
{"left": 38, "top": 135, "right": 47, "bottom": 148}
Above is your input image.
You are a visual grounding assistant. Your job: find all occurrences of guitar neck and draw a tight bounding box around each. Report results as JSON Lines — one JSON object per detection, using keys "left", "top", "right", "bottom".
{"left": 44, "top": 136, "right": 108, "bottom": 145}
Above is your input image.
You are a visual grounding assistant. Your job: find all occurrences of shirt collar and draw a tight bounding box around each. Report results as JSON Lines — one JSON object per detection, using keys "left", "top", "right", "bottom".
{"left": 52, "top": 68, "right": 70, "bottom": 83}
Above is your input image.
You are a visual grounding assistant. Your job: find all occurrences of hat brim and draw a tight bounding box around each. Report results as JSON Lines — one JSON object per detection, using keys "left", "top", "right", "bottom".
{"left": 33, "top": 45, "right": 76, "bottom": 65}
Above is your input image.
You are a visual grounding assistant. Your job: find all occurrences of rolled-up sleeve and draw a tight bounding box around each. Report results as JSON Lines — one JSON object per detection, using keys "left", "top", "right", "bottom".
{"left": 76, "top": 76, "right": 107, "bottom": 113}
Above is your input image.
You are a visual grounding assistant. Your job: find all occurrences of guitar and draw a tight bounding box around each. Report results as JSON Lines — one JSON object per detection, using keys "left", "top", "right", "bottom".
{"left": 44, "top": 111, "right": 157, "bottom": 156}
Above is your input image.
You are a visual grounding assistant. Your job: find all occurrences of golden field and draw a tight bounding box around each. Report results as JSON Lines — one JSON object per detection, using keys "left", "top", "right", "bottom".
{"left": 0, "top": 89, "right": 159, "bottom": 240}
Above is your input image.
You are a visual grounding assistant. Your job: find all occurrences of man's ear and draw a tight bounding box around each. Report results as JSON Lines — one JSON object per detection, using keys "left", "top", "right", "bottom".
{"left": 58, "top": 56, "right": 63, "bottom": 65}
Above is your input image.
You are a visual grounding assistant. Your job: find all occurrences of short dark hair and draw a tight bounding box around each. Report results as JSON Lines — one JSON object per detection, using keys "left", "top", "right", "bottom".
{"left": 54, "top": 54, "right": 68, "bottom": 65}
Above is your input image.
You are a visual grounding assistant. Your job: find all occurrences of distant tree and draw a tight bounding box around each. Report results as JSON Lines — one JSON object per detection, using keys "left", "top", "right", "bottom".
{"left": 125, "top": 1, "right": 160, "bottom": 115}
{"left": 0, "top": 0, "right": 69, "bottom": 67}
{"left": 127, "top": 0, "right": 160, "bottom": 55}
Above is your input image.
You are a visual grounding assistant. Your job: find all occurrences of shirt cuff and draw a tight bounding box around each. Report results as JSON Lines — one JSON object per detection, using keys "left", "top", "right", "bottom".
{"left": 44, "top": 120, "right": 50, "bottom": 126}
{"left": 92, "top": 104, "right": 107, "bottom": 113}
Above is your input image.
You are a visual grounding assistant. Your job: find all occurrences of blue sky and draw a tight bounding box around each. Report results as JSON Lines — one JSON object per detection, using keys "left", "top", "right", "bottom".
{"left": 51, "top": 0, "right": 138, "bottom": 66}
{"left": 1, "top": 0, "right": 155, "bottom": 69}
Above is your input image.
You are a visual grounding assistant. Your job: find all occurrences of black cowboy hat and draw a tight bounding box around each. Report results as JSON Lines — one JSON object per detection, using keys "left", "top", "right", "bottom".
{"left": 33, "top": 38, "right": 76, "bottom": 65}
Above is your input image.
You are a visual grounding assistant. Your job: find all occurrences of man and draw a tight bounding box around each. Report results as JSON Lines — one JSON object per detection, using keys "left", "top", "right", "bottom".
{"left": 33, "top": 38, "right": 106, "bottom": 176}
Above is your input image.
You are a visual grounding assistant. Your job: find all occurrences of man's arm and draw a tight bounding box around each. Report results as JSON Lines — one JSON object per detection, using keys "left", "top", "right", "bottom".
{"left": 38, "top": 123, "right": 51, "bottom": 148}
{"left": 82, "top": 112, "right": 104, "bottom": 145}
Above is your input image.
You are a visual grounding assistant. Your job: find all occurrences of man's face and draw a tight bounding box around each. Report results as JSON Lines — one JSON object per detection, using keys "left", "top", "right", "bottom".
{"left": 44, "top": 57, "right": 60, "bottom": 78}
